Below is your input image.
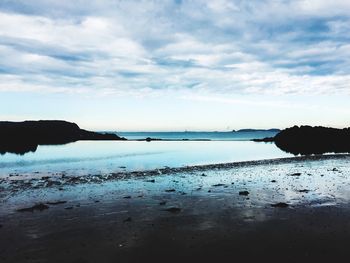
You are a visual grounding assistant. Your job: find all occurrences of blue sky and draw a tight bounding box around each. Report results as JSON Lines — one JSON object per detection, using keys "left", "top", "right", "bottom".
{"left": 0, "top": 0, "right": 349, "bottom": 131}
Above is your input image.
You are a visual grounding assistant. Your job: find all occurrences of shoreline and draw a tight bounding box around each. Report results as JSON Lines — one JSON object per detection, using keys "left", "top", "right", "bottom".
{"left": 1, "top": 153, "right": 350, "bottom": 262}
{"left": 1, "top": 153, "right": 349, "bottom": 188}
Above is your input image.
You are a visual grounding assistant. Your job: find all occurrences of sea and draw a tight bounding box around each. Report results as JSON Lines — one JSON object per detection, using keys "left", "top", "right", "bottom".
{"left": 0, "top": 131, "right": 293, "bottom": 177}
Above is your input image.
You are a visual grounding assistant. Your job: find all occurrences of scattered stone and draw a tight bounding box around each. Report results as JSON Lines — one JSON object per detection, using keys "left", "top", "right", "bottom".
{"left": 239, "top": 191, "right": 249, "bottom": 196}
{"left": 65, "top": 206, "right": 74, "bottom": 210}
{"left": 271, "top": 180, "right": 277, "bottom": 183}
{"left": 271, "top": 202, "right": 289, "bottom": 208}
{"left": 94, "top": 200, "right": 100, "bottom": 203}
{"left": 164, "top": 207, "right": 181, "bottom": 213}
{"left": 123, "top": 196, "right": 132, "bottom": 199}
{"left": 159, "top": 201, "right": 167, "bottom": 205}
{"left": 165, "top": 189, "right": 176, "bottom": 192}
{"left": 212, "top": 184, "right": 225, "bottom": 187}
{"left": 123, "top": 217, "right": 132, "bottom": 223}
{"left": 17, "top": 203, "right": 49, "bottom": 212}
{"left": 46, "top": 201, "right": 67, "bottom": 205}
{"left": 196, "top": 187, "right": 202, "bottom": 191}
{"left": 201, "top": 173, "right": 207, "bottom": 177}
{"left": 298, "top": 189, "right": 310, "bottom": 193}
{"left": 145, "top": 179, "right": 155, "bottom": 183}
{"left": 119, "top": 166, "right": 126, "bottom": 169}
{"left": 289, "top": 173, "right": 301, "bottom": 176}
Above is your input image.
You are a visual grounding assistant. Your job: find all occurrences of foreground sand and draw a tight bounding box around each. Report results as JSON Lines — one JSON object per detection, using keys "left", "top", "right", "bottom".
{"left": 1, "top": 155, "right": 350, "bottom": 262}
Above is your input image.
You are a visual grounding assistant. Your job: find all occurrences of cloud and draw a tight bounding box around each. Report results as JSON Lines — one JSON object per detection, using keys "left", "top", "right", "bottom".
{"left": 0, "top": 0, "right": 349, "bottom": 98}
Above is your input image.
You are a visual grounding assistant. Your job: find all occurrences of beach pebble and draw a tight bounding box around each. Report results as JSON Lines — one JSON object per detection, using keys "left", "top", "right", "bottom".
{"left": 271, "top": 202, "right": 289, "bottom": 208}
{"left": 239, "top": 191, "right": 249, "bottom": 196}
{"left": 164, "top": 207, "right": 181, "bottom": 213}
{"left": 17, "top": 203, "right": 49, "bottom": 212}
{"left": 213, "top": 184, "right": 225, "bottom": 187}
{"left": 123, "top": 217, "right": 132, "bottom": 223}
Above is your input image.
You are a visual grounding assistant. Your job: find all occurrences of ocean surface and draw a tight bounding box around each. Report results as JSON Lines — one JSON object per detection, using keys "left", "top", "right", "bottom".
{"left": 117, "top": 131, "right": 277, "bottom": 140}
{"left": 0, "top": 131, "right": 292, "bottom": 177}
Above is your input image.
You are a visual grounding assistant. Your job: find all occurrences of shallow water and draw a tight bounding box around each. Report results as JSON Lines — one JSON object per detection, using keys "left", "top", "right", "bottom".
{"left": 117, "top": 131, "right": 278, "bottom": 140}
{"left": 0, "top": 140, "right": 291, "bottom": 177}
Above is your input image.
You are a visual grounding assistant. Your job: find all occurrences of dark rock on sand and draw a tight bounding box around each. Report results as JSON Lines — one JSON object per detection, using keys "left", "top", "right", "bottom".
{"left": 165, "top": 189, "right": 176, "bottom": 192}
{"left": 271, "top": 202, "right": 289, "bottom": 208}
{"left": 212, "top": 184, "right": 225, "bottom": 187}
{"left": 239, "top": 191, "right": 249, "bottom": 196}
{"left": 298, "top": 189, "right": 310, "bottom": 193}
{"left": 164, "top": 207, "right": 181, "bottom": 213}
{"left": 289, "top": 172, "right": 301, "bottom": 176}
{"left": 123, "top": 217, "right": 132, "bottom": 223}
{"left": 46, "top": 201, "right": 67, "bottom": 205}
{"left": 17, "top": 203, "right": 49, "bottom": 212}
{"left": 159, "top": 201, "right": 167, "bottom": 205}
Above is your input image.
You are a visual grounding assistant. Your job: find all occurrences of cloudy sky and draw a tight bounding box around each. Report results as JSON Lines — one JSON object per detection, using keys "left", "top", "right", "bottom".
{"left": 0, "top": 0, "right": 349, "bottom": 131}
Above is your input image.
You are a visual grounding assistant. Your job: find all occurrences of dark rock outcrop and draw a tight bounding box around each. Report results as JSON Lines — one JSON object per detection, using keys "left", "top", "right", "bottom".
{"left": 251, "top": 137, "right": 274, "bottom": 142}
{"left": 274, "top": 126, "right": 350, "bottom": 155}
{"left": 0, "top": 120, "right": 126, "bottom": 155}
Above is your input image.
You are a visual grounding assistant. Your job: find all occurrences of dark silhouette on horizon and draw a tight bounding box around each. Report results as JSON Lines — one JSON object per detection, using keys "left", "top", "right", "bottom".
{"left": 0, "top": 120, "right": 126, "bottom": 155}
{"left": 254, "top": 125, "right": 350, "bottom": 155}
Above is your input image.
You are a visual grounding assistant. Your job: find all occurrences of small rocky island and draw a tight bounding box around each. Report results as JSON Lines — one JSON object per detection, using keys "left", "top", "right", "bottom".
{"left": 254, "top": 125, "right": 350, "bottom": 155}
{"left": 0, "top": 120, "right": 125, "bottom": 154}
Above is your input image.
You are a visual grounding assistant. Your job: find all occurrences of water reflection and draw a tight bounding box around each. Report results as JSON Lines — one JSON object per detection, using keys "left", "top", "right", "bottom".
{"left": 0, "top": 141, "right": 292, "bottom": 177}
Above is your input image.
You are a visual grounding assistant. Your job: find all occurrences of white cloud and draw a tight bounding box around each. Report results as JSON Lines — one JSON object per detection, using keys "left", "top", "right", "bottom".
{"left": 0, "top": 0, "right": 349, "bottom": 99}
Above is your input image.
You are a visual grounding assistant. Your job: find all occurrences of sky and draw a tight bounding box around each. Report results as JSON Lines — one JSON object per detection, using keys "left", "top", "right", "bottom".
{"left": 0, "top": 0, "right": 349, "bottom": 131}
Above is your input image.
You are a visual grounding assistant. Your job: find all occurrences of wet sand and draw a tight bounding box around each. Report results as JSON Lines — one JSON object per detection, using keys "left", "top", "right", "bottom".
{"left": 1, "top": 155, "right": 350, "bottom": 262}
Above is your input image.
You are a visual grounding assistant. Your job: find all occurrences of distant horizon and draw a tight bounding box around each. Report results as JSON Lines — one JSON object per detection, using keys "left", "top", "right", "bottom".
{"left": 1, "top": 118, "right": 349, "bottom": 132}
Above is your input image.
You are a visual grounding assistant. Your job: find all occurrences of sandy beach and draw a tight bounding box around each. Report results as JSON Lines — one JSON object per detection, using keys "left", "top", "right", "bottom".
{"left": 1, "top": 155, "right": 350, "bottom": 262}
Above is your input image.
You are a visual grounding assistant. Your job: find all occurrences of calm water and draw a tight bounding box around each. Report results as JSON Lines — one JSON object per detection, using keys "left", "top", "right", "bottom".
{"left": 0, "top": 140, "right": 292, "bottom": 177}
{"left": 117, "top": 131, "right": 278, "bottom": 140}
